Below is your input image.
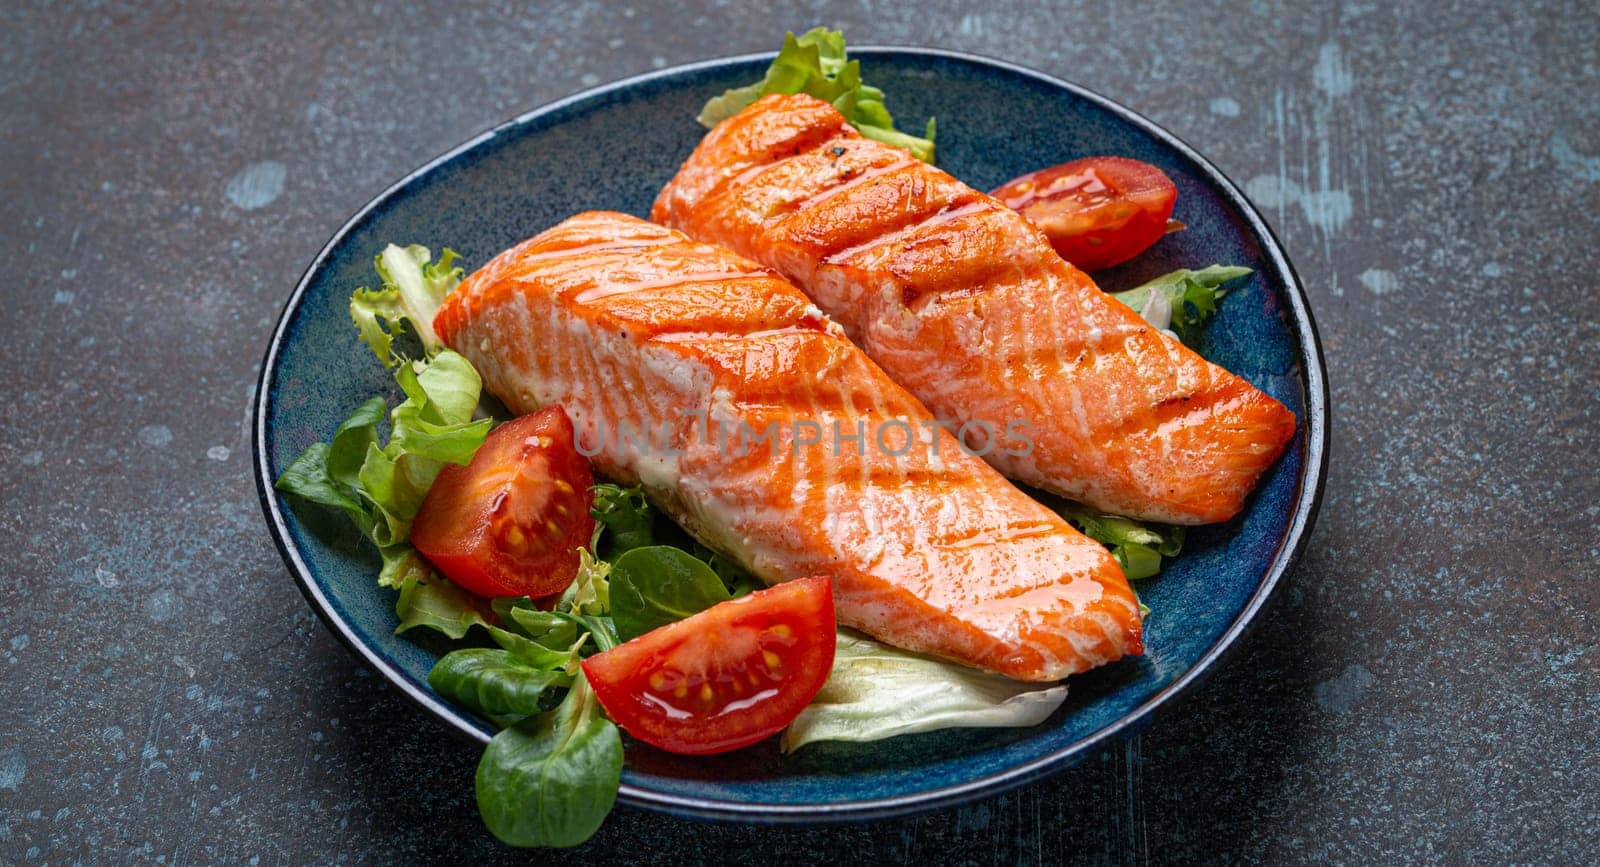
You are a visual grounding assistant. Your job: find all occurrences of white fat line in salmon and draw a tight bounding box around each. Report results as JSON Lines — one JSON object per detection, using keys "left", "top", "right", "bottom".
{"left": 572, "top": 412, "right": 1036, "bottom": 461}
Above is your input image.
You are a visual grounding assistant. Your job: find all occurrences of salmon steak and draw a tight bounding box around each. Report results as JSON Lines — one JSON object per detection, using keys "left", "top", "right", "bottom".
{"left": 432, "top": 211, "right": 1141, "bottom": 681}
{"left": 653, "top": 93, "right": 1297, "bottom": 525}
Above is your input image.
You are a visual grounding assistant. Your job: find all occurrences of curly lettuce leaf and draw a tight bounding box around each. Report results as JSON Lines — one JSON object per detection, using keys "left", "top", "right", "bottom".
{"left": 276, "top": 245, "right": 492, "bottom": 640}
{"left": 697, "top": 28, "right": 936, "bottom": 163}
{"left": 782, "top": 631, "right": 1068, "bottom": 752}
{"left": 557, "top": 549, "right": 612, "bottom": 618}
{"left": 350, "top": 244, "right": 464, "bottom": 366}
{"left": 394, "top": 569, "right": 490, "bottom": 639}
{"left": 357, "top": 352, "right": 492, "bottom": 548}
{"left": 1112, "top": 265, "right": 1252, "bottom": 346}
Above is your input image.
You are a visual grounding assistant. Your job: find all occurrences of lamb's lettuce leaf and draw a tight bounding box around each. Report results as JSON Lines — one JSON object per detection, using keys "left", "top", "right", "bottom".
{"left": 475, "top": 673, "right": 622, "bottom": 848}
{"left": 608, "top": 546, "right": 731, "bottom": 642}
{"left": 428, "top": 648, "right": 573, "bottom": 718}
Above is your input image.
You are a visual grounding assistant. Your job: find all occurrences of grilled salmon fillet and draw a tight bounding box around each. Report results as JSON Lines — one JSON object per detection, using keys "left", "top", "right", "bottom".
{"left": 653, "top": 93, "right": 1296, "bottom": 524}
{"left": 433, "top": 211, "right": 1141, "bottom": 681}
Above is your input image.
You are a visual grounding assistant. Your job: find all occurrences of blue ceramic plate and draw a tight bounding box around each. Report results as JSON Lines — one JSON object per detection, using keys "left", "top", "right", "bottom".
{"left": 254, "top": 48, "right": 1327, "bottom": 823}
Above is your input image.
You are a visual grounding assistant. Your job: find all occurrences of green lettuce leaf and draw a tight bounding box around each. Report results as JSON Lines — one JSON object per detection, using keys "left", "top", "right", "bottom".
{"left": 355, "top": 351, "right": 492, "bottom": 548}
{"left": 697, "top": 28, "right": 936, "bottom": 163}
{"left": 394, "top": 570, "right": 490, "bottom": 639}
{"left": 782, "top": 632, "right": 1069, "bottom": 752}
{"left": 350, "top": 244, "right": 464, "bottom": 365}
{"left": 1055, "top": 502, "right": 1185, "bottom": 581}
{"left": 499, "top": 604, "right": 583, "bottom": 656}
{"left": 1111, "top": 265, "right": 1252, "bottom": 346}
{"left": 277, "top": 247, "right": 486, "bottom": 588}
{"left": 488, "top": 625, "right": 584, "bottom": 673}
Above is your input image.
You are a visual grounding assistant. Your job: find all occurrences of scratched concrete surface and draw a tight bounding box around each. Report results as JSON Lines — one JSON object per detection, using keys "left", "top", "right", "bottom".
{"left": 2, "top": 0, "right": 1597, "bottom": 863}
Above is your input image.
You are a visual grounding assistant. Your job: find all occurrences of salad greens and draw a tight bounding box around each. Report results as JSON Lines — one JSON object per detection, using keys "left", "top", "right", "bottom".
{"left": 475, "top": 672, "right": 624, "bottom": 849}
{"left": 1113, "top": 265, "right": 1252, "bottom": 346}
{"left": 451, "top": 537, "right": 625, "bottom": 848}
{"left": 783, "top": 632, "right": 1069, "bottom": 752}
{"left": 428, "top": 648, "right": 573, "bottom": 718}
{"left": 1055, "top": 503, "right": 1186, "bottom": 582}
{"left": 393, "top": 569, "right": 491, "bottom": 638}
{"left": 697, "top": 28, "right": 937, "bottom": 163}
{"left": 276, "top": 250, "right": 492, "bottom": 634}
{"left": 350, "top": 244, "right": 464, "bottom": 363}
{"left": 588, "top": 483, "right": 655, "bottom": 557}
{"left": 609, "top": 546, "right": 732, "bottom": 642}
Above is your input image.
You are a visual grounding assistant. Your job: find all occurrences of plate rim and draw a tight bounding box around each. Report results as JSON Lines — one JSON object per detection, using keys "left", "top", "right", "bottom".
{"left": 253, "top": 45, "right": 1330, "bottom": 824}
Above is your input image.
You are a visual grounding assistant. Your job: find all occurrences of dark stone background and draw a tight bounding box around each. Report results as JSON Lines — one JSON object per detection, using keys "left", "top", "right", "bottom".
{"left": 3, "top": 1, "right": 1595, "bottom": 863}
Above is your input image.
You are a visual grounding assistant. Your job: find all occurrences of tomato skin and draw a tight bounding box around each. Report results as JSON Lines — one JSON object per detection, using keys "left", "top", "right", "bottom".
{"left": 992, "top": 156, "right": 1178, "bottom": 272}
{"left": 582, "top": 577, "right": 836, "bottom": 755}
{"left": 411, "top": 406, "right": 595, "bottom": 600}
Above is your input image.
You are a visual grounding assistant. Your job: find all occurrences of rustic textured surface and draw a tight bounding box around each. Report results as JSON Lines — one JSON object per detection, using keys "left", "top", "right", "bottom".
{"left": 3, "top": 0, "right": 1597, "bottom": 863}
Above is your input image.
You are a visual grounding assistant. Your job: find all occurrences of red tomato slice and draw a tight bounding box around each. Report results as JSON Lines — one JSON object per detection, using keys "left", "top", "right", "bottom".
{"left": 582, "top": 577, "right": 836, "bottom": 755}
{"left": 992, "top": 156, "right": 1178, "bottom": 272}
{"left": 411, "top": 406, "right": 596, "bottom": 599}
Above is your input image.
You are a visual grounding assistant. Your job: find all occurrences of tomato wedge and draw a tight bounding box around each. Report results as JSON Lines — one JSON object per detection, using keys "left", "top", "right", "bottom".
{"left": 992, "top": 156, "right": 1178, "bottom": 272}
{"left": 411, "top": 406, "right": 595, "bottom": 599}
{"left": 582, "top": 577, "right": 836, "bottom": 755}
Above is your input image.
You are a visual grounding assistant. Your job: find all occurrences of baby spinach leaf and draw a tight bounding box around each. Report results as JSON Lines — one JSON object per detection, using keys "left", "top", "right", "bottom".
{"left": 475, "top": 674, "right": 623, "bottom": 848}
{"left": 324, "top": 396, "right": 387, "bottom": 489}
{"left": 274, "top": 442, "right": 374, "bottom": 535}
{"left": 608, "top": 546, "right": 731, "bottom": 642}
{"left": 274, "top": 397, "right": 390, "bottom": 537}
{"left": 691, "top": 542, "right": 764, "bottom": 598}
{"left": 428, "top": 648, "right": 572, "bottom": 718}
